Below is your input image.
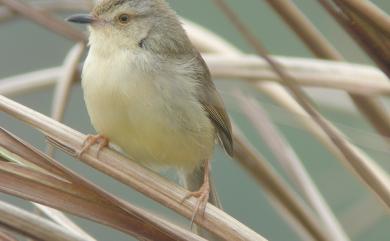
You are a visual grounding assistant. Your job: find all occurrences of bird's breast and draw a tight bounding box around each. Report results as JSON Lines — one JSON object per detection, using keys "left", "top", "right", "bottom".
{"left": 81, "top": 50, "right": 215, "bottom": 170}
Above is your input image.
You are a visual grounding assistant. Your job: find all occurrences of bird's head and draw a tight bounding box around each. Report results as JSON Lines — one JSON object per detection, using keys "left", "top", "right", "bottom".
{"left": 67, "top": 0, "right": 187, "bottom": 53}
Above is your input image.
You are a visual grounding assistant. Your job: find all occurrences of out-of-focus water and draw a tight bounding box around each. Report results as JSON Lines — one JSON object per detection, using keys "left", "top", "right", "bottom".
{"left": 1, "top": 1, "right": 389, "bottom": 241}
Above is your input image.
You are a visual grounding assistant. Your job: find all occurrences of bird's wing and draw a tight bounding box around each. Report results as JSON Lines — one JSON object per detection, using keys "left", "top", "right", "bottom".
{"left": 194, "top": 54, "right": 233, "bottom": 157}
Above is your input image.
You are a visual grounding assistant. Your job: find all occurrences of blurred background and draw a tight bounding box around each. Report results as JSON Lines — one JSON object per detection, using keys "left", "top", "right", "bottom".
{"left": 1, "top": 0, "right": 389, "bottom": 240}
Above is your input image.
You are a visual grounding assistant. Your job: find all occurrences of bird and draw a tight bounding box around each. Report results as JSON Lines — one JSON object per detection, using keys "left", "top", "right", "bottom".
{"left": 67, "top": 0, "right": 233, "bottom": 223}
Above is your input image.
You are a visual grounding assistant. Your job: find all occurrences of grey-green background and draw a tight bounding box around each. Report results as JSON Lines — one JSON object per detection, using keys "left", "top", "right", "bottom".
{"left": 1, "top": 1, "right": 389, "bottom": 240}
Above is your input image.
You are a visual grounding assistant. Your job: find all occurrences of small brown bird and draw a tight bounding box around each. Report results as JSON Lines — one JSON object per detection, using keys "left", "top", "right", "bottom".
{"left": 67, "top": 0, "right": 233, "bottom": 220}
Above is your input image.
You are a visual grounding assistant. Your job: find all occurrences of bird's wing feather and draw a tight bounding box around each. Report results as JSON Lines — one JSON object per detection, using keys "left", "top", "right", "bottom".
{"left": 194, "top": 54, "right": 233, "bottom": 156}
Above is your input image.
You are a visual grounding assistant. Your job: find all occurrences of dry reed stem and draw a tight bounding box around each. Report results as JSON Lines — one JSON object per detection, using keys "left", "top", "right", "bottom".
{"left": 44, "top": 43, "right": 90, "bottom": 239}
{"left": 0, "top": 0, "right": 93, "bottom": 22}
{"left": 213, "top": 0, "right": 390, "bottom": 209}
{"left": 339, "top": 0, "right": 390, "bottom": 37}
{"left": 0, "top": 0, "right": 85, "bottom": 42}
{"left": 0, "top": 95, "right": 268, "bottom": 241}
{"left": 1, "top": 128, "right": 207, "bottom": 241}
{"left": 232, "top": 123, "right": 331, "bottom": 241}
{"left": 340, "top": 196, "right": 385, "bottom": 239}
{"left": 181, "top": 20, "right": 390, "bottom": 159}
{"left": 264, "top": 0, "right": 390, "bottom": 140}
{"left": 257, "top": 81, "right": 388, "bottom": 170}
{"left": 47, "top": 43, "right": 85, "bottom": 158}
{"left": 265, "top": 0, "right": 343, "bottom": 59}
{"left": 318, "top": 0, "right": 390, "bottom": 78}
{"left": 0, "top": 229, "right": 18, "bottom": 241}
{"left": 204, "top": 54, "right": 390, "bottom": 96}
{"left": 0, "top": 62, "right": 340, "bottom": 239}
{"left": 2, "top": 54, "right": 389, "bottom": 98}
{"left": 259, "top": 80, "right": 390, "bottom": 205}
{"left": 0, "top": 200, "right": 87, "bottom": 241}
{"left": 32, "top": 205, "right": 97, "bottom": 241}
{"left": 51, "top": 43, "right": 85, "bottom": 122}
{"left": 0, "top": 1, "right": 386, "bottom": 239}
{"left": 235, "top": 93, "right": 349, "bottom": 241}
{"left": 0, "top": 67, "right": 60, "bottom": 96}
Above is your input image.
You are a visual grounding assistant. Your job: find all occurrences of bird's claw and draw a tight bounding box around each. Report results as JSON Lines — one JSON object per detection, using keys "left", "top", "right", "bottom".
{"left": 181, "top": 179, "right": 210, "bottom": 229}
{"left": 77, "top": 134, "right": 109, "bottom": 158}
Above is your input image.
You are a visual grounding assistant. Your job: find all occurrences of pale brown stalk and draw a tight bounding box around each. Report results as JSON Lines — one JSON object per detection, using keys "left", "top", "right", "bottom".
{"left": 235, "top": 93, "right": 349, "bottom": 241}
{"left": 47, "top": 43, "right": 85, "bottom": 157}
{"left": 0, "top": 229, "right": 18, "bottom": 241}
{"left": 265, "top": 0, "right": 390, "bottom": 139}
{"left": 0, "top": 67, "right": 63, "bottom": 96}
{"left": 318, "top": 0, "right": 390, "bottom": 78}
{"left": 0, "top": 200, "right": 87, "bottom": 241}
{"left": 265, "top": 0, "right": 342, "bottom": 59}
{"left": 340, "top": 196, "right": 385, "bottom": 239}
{"left": 0, "top": 128, "right": 206, "bottom": 241}
{"left": 232, "top": 124, "right": 329, "bottom": 241}
{"left": 213, "top": 0, "right": 390, "bottom": 209}
{"left": 51, "top": 43, "right": 85, "bottom": 122}
{"left": 2, "top": 54, "right": 388, "bottom": 98}
{"left": 204, "top": 54, "right": 390, "bottom": 96}
{"left": 0, "top": 0, "right": 92, "bottom": 22}
{"left": 0, "top": 0, "right": 85, "bottom": 42}
{"left": 40, "top": 42, "right": 88, "bottom": 238}
{"left": 0, "top": 95, "right": 268, "bottom": 241}
{"left": 186, "top": 16, "right": 390, "bottom": 240}
{"left": 32, "top": 206, "right": 97, "bottom": 241}
{"left": 338, "top": 0, "right": 390, "bottom": 37}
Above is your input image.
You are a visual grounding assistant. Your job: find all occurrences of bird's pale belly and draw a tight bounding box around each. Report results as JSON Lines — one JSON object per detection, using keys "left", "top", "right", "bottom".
{"left": 82, "top": 68, "right": 215, "bottom": 171}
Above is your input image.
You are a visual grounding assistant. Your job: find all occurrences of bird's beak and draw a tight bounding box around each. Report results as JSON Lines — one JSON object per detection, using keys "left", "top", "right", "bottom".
{"left": 66, "top": 14, "right": 97, "bottom": 24}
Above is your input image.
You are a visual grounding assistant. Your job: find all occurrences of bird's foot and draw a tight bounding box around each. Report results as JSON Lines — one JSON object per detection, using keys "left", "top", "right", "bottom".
{"left": 77, "top": 134, "right": 109, "bottom": 158}
{"left": 181, "top": 160, "right": 211, "bottom": 228}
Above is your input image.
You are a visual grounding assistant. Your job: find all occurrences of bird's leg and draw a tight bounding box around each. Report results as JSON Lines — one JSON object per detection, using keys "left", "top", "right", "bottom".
{"left": 182, "top": 159, "right": 211, "bottom": 225}
{"left": 77, "top": 134, "right": 109, "bottom": 158}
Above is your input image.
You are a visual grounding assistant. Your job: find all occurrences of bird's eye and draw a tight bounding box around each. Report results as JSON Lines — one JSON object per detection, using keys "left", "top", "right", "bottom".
{"left": 118, "top": 14, "right": 130, "bottom": 24}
